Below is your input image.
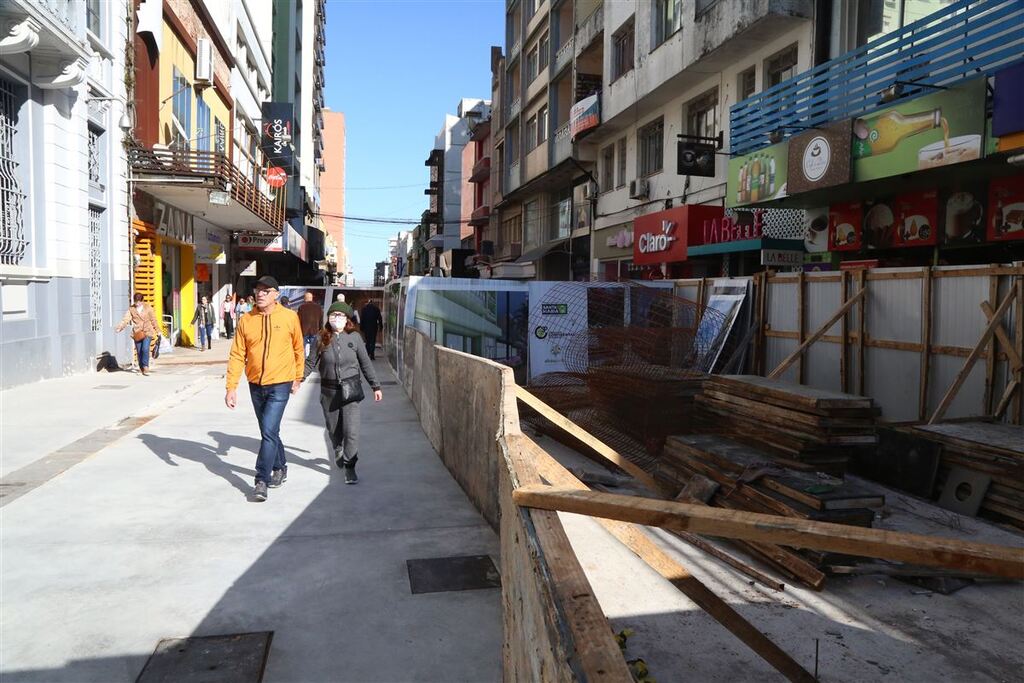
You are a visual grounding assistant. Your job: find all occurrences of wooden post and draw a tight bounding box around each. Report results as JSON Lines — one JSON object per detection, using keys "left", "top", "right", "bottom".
{"left": 768, "top": 288, "right": 866, "bottom": 380}
{"left": 841, "top": 270, "right": 850, "bottom": 393}
{"left": 796, "top": 271, "right": 805, "bottom": 385}
{"left": 857, "top": 269, "right": 867, "bottom": 396}
{"left": 985, "top": 272, "right": 999, "bottom": 414}
{"left": 919, "top": 267, "right": 932, "bottom": 421}
{"left": 928, "top": 289, "right": 1018, "bottom": 424}
{"left": 759, "top": 272, "right": 770, "bottom": 376}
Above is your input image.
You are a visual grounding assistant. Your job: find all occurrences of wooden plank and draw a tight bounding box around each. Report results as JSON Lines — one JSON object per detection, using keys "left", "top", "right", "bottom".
{"left": 514, "top": 384, "right": 665, "bottom": 493}
{"left": 796, "top": 271, "right": 805, "bottom": 385}
{"left": 1015, "top": 273, "right": 1024, "bottom": 425}
{"left": 841, "top": 270, "right": 850, "bottom": 393}
{"left": 916, "top": 421, "right": 1024, "bottom": 456}
{"left": 759, "top": 272, "right": 769, "bottom": 375}
{"left": 929, "top": 289, "right": 1018, "bottom": 424}
{"left": 919, "top": 267, "right": 932, "bottom": 421}
{"left": 981, "top": 301, "right": 1024, "bottom": 372}
{"left": 994, "top": 380, "right": 1020, "bottom": 420}
{"left": 709, "top": 375, "right": 873, "bottom": 409}
{"left": 985, "top": 274, "right": 999, "bottom": 415}
{"left": 768, "top": 288, "right": 867, "bottom": 380}
{"left": 512, "top": 486, "right": 1024, "bottom": 580}
{"left": 857, "top": 269, "right": 866, "bottom": 396}
{"left": 521, "top": 438, "right": 815, "bottom": 681}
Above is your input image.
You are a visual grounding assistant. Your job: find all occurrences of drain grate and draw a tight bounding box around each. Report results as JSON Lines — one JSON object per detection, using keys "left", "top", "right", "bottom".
{"left": 406, "top": 554, "right": 501, "bottom": 595}
{"left": 94, "top": 385, "right": 129, "bottom": 390}
{"left": 135, "top": 632, "right": 273, "bottom": 683}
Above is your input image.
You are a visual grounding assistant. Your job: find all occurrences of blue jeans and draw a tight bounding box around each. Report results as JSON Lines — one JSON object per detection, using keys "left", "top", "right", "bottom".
{"left": 199, "top": 324, "right": 214, "bottom": 348}
{"left": 134, "top": 337, "right": 150, "bottom": 369}
{"left": 249, "top": 382, "right": 291, "bottom": 484}
{"left": 304, "top": 334, "right": 317, "bottom": 357}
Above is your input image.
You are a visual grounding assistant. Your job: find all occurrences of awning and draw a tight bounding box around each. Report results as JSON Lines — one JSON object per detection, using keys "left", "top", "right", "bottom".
{"left": 516, "top": 238, "right": 569, "bottom": 264}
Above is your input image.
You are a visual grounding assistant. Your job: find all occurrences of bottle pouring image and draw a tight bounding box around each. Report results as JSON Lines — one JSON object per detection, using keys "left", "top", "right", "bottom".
{"left": 852, "top": 108, "right": 942, "bottom": 159}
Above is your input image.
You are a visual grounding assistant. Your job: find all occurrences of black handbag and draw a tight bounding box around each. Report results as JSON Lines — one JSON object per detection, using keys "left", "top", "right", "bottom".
{"left": 338, "top": 374, "right": 365, "bottom": 404}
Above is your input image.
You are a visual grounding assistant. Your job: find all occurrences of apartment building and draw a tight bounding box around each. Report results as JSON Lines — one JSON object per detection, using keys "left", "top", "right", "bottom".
{"left": 321, "top": 108, "right": 347, "bottom": 283}
{"left": 0, "top": 0, "right": 133, "bottom": 387}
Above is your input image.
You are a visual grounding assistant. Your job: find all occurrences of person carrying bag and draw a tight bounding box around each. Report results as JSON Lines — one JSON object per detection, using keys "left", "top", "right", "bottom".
{"left": 302, "top": 302, "right": 382, "bottom": 484}
{"left": 116, "top": 293, "right": 161, "bottom": 375}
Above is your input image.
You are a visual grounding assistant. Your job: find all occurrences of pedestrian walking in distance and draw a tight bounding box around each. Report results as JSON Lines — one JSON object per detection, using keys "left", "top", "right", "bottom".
{"left": 191, "top": 295, "right": 216, "bottom": 351}
{"left": 359, "top": 300, "right": 382, "bottom": 360}
{"left": 116, "top": 293, "right": 161, "bottom": 375}
{"left": 225, "top": 276, "right": 305, "bottom": 502}
{"left": 303, "top": 302, "right": 382, "bottom": 484}
{"left": 297, "top": 291, "right": 323, "bottom": 357}
{"left": 223, "top": 293, "right": 235, "bottom": 339}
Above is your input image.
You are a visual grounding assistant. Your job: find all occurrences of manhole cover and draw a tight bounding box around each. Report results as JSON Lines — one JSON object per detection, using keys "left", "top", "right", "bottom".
{"left": 406, "top": 554, "right": 500, "bottom": 595}
{"left": 95, "top": 385, "right": 129, "bottom": 390}
{"left": 136, "top": 632, "right": 273, "bottom": 683}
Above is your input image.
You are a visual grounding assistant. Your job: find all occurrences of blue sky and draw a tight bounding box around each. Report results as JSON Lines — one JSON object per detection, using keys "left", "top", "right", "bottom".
{"left": 325, "top": 0, "right": 504, "bottom": 285}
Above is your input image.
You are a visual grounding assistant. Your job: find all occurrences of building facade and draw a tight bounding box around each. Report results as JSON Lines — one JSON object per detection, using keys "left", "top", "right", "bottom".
{"left": 0, "top": 0, "right": 133, "bottom": 387}
{"left": 321, "top": 108, "right": 346, "bottom": 283}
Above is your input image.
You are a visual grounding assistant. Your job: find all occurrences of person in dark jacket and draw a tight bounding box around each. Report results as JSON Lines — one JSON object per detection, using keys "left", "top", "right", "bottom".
{"left": 303, "top": 302, "right": 382, "bottom": 484}
{"left": 359, "top": 300, "right": 382, "bottom": 360}
{"left": 297, "top": 291, "right": 323, "bottom": 357}
{"left": 191, "top": 295, "right": 216, "bottom": 350}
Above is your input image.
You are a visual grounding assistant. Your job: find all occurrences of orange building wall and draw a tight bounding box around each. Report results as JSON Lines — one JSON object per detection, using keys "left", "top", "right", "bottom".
{"left": 321, "top": 110, "right": 346, "bottom": 275}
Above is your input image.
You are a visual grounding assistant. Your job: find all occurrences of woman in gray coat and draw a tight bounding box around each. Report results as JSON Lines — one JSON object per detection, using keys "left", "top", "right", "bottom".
{"left": 303, "top": 302, "right": 382, "bottom": 483}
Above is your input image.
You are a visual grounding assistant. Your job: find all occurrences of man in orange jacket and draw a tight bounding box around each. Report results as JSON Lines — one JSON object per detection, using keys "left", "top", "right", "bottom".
{"left": 225, "top": 275, "right": 305, "bottom": 501}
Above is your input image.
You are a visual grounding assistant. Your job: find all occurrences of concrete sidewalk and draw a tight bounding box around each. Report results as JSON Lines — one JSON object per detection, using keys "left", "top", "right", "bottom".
{"left": 0, "top": 361, "right": 502, "bottom": 682}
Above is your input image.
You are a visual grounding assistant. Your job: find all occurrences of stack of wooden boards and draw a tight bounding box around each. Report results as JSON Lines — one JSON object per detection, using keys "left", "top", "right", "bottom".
{"left": 912, "top": 421, "right": 1024, "bottom": 530}
{"left": 657, "top": 433, "right": 885, "bottom": 590}
{"left": 693, "top": 375, "right": 879, "bottom": 475}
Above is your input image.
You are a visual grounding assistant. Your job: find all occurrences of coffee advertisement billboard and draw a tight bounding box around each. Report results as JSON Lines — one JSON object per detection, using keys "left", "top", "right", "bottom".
{"left": 852, "top": 78, "right": 986, "bottom": 182}
{"left": 988, "top": 175, "right": 1024, "bottom": 242}
{"left": 891, "top": 190, "right": 938, "bottom": 247}
{"left": 942, "top": 187, "right": 986, "bottom": 245}
{"left": 787, "top": 121, "right": 853, "bottom": 195}
{"left": 829, "top": 201, "right": 863, "bottom": 252}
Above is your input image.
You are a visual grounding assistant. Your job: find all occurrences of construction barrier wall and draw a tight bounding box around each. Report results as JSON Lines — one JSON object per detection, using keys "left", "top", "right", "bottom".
{"left": 396, "top": 326, "right": 631, "bottom": 681}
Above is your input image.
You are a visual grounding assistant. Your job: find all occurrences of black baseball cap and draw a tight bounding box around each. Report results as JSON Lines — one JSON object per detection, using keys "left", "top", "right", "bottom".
{"left": 253, "top": 275, "right": 279, "bottom": 290}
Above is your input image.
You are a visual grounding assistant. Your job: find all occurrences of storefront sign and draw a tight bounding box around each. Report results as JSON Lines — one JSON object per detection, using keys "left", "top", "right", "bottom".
{"left": 266, "top": 167, "right": 287, "bottom": 188}
{"left": 760, "top": 249, "right": 804, "bottom": 267}
{"left": 993, "top": 62, "right": 1024, "bottom": 147}
{"left": 195, "top": 263, "right": 211, "bottom": 282}
{"left": 891, "top": 190, "right": 938, "bottom": 247}
{"left": 803, "top": 208, "right": 830, "bottom": 253}
{"left": 195, "top": 226, "right": 227, "bottom": 264}
{"left": 727, "top": 142, "right": 788, "bottom": 208}
{"left": 829, "top": 201, "right": 863, "bottom": 251}
{"left": 153, "top": 201, "right": 194, "bottom": 244}
{"left": 529, "top": 281, "right": 589, "bottom": 378}
{"left": 570, "top": 94, "right": 600, "bottom": 141}
{"left": 700, "top": 210, "right": 763, "bottom": 245}
{"left": 632, "top": 205, "right": 724, "bottom": 265}
{"left": 261, "top": 102, "right": 294, "bottom": 173}
{"left": 787, "top": 121, "right": 852, "bottom": 195}
{"left": 286, "top": 224, "right": 307, "bottom": 260}
{"left": 239, "top": 260, "right": 257, "bottom": 276}
{"left": 988, "top": 175, "right": 1024, "bottom": 241}
{"left": 237, "top": 232, "right": 283, "bottom": 251}
{"left": 604, "top": 227, "right": 633, "bottom": 249}
{"left": 942, "top": 187, "right": 986, "bottom": 245}
{"left": 852, "top": 78, "right": 986, "bottom": 182}
{"left": 862, "top": 198, "right": 897, "bottom": 249}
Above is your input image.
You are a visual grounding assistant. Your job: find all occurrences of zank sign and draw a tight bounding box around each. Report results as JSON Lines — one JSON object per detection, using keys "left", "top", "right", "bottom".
{"left": 260, "top": 102, "right": 294, "bottom": 173}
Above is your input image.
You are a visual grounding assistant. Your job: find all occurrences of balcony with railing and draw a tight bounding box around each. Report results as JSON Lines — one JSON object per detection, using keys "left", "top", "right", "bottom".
{"left": 550, "top": 122, "right": 571, "bottom": 165}
{"left": 470, "top": 155, "right": 491, "bottom": 183}
{"left": 128, "top": 145, "right": 286, "bottom": 232}
{"left": 574, "top": 3, "right": 603, "bottom": 58}
{"left": 729, "top": 0, "right": 1024, "bottom": 155}
{"left": 508, "top": 97, "right": 522, "bottom": 121}
{"left": 553, "top": 37, "right": 573, "bottom": 75}
{"left": 469, "top": 205, "right": 491, "bottom": 226}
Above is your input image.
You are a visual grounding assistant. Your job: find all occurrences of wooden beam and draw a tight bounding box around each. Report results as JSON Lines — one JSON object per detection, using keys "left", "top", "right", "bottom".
{"left": 512, "top": 486, "right": 1024, "bottom": 581}
{"left": 1015, "top": 274, "right": 1024, "bottom": 425}
{"left": 768, "top": 288, "right": 866, "bottom": 380}
{"left": 841, "top": 270, "right": 850, "bottom": 393}
{"left": 919, "top": 267, "right": 932, "bottom": 421}
{"left": 759, "top": 272, "right": 770, "bottom": 375}
{"left": 985, "top": 274, "right": 999, "bottom": 414}
{"left": 857, "top": 269, "right": 866, "bottom": 395}
{"left": 519, "top": 436, "right": 814, "bottom": 683}
{"left": 994, "top": 380, "right": 1020, "bottom": 420}
{"left": 929, "top": 289, "right": 1018, "bottom": 424}
{"left": 796, "top": 271, "right": 805, "bottom": 385}
{"left": 981, "top": 301, "right": 1024, "bottom": 372}
{"left": 514, "top": 385, "right": 665, "bottom": 493}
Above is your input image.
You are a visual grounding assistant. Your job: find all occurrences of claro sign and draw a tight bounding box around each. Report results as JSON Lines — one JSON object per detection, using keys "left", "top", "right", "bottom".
{"left": 632, "top": 204, "right": 724, "bottom": 265}
{"left": 260, "top": 102, "right": 294, "bottom": 173}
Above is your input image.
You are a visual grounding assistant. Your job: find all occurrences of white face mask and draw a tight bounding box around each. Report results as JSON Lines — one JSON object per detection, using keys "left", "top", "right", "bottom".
{"left": 329, "top": 314, "right": 347, "bottom": 329}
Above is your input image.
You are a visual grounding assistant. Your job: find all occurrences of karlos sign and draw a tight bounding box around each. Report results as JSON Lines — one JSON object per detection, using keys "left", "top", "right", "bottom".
{"left": 261, "top": 102, "right": 294, "bottom": 173}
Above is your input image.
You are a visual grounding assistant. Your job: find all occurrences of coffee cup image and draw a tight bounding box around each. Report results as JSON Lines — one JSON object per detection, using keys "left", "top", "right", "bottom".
{"left": 864, "top": 203, "right": 895, "bottom": 247}
{"left": 945, "top": 192, "right": 982, "bottom": 241}
{"left": 917, "top": 134, "right": 981, "bottom": 170}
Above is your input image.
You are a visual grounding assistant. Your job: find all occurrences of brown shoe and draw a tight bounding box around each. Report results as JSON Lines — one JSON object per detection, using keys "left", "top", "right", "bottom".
{"left": 141, "top": 367, "right": 149, "bottom": 376}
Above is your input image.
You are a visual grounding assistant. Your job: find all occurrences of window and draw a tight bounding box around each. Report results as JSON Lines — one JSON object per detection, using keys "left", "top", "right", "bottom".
{"left": 637, "top": 118, "right": 664, "bottom": 177}
{"left": 653, "top": 0, "right": 682, "bottom": 48}
{"left": 537, "top": 105, "right": 548, "bottom": 144}
{"left": 601, "top": 145, "right": 615, "bottom": 192}
{"left": 526, "top": 44, "right": 538, "bottom": 82}
{"left": 0, "top": 76, "right": 28, "bottom": 267}
{"left": 855, "top": 0, "right": 956, "bottom": 47}
{"left": 612, "top": 19, "right": 635, "bottom": 81}
{"left": 86, "top": 0, "right": 101, "bottom": 36}
{"left": 765, "top": 44, "right": 798, "bottom": 88}
{"left": 524, "top": 200, "right": 541, "bottom": 245}
{"left": 616, "top": 137, "right": 627, "bottom": 188}
{"left": 539, "top": 33, "right": 549, "bottom": 70}
{"left": 88, "top": 207, "right": 103, "bottom": 330}
{"left": 526, "top": 114, "right": 537, "bottom": 151}
{"left": 695, "top": 0, "right": 720, "bottom": 14}
{"left": 88, "top": 125, "right": 104, "bottom": 191}
{"left": 686, "top": 89, "right": 719, "bottom": 140}
{"left": 738, "top": 67, "right": 756, "bottom": 100}
{"left": 525, "top": 0, "right": 539, "bottom": 21}
{"left": 171, "top": 68, "right": 192, "bottom": 150}
{"left": 196, "top": 97, "right": 211, "bottom": 152}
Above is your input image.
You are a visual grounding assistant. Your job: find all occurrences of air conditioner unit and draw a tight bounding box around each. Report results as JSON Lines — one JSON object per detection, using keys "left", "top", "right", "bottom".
{"left": 581, "top": 181, "right": 598, "bottom": 199}
{"left": 195, "top": 38, "right": 214, "bottom": 84}
{"left": 629, "top": 178, "right": 650, "bottom": 199}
